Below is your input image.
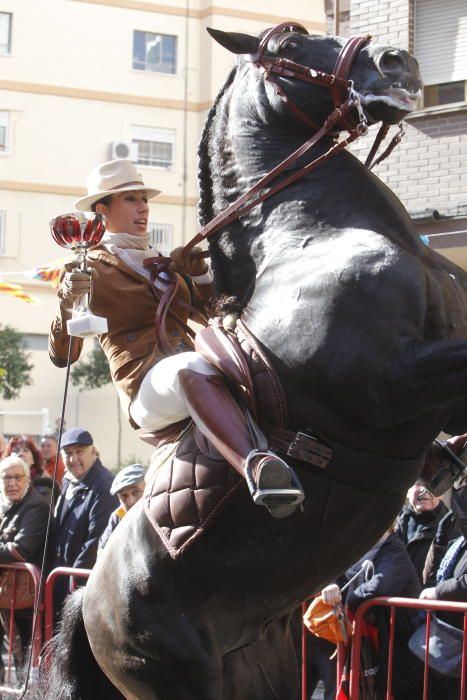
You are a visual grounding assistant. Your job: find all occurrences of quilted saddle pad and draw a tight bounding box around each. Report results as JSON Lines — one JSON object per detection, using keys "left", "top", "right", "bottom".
{"left": 143, "top": 425, "right": 244, "bottom": 558}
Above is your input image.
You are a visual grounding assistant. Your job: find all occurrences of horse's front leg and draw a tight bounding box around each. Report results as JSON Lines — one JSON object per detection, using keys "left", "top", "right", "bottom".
{"left": 84, "top": 509, "right": 224, "bottom": 700}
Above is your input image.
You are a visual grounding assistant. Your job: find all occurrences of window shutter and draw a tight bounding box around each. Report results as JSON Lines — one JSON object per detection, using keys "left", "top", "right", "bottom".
{"left": 415, "top": 0, "right": 467, "bottom": 85}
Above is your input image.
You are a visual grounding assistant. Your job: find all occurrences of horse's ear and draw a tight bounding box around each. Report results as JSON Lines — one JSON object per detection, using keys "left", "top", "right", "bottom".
{"left": 207, "top": 27, "right": 259, "bottom": 55}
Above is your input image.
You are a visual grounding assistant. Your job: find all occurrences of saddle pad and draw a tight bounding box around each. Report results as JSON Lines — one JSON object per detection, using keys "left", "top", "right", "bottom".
{"left": 143, "top": 426, "right": 244, "bottom": 558}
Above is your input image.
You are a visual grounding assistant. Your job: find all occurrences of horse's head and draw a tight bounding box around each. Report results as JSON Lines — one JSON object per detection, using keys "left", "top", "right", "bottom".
{"left": 208, "top": 24, "right": 422, "bottom": 131}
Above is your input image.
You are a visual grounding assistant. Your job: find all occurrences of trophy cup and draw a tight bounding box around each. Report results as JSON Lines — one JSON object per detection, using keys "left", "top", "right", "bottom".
{"left": 49, "top": 212, "right": 108, "bottom": 338}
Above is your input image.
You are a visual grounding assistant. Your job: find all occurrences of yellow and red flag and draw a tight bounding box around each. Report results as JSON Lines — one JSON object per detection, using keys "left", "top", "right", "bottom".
{"left": 0, "top": 282, "right": 38, "bottom": 305}
{"left": 29, "top": 257, "right": 67, "bottom": 287}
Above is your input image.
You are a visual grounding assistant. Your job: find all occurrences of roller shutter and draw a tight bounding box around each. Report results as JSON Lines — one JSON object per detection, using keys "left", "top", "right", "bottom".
{"left": 415, "top": 0, "right": 467, "bottom": 85}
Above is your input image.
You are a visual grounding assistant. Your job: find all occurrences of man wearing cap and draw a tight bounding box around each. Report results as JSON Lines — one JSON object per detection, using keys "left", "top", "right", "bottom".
{"left": 48, "top": 427, "right": 117, "bottom": 616}
{"left": 99, "top": 463, "right": 146, "bottom": 550}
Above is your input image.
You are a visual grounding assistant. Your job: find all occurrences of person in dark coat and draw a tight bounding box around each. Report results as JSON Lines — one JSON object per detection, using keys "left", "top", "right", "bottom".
{"left": 0, "top": 454, "right": 49, "bottom": 676}
{"left": 322, "top": 529, "right": 422, "bottom": 699}
{"left": 395, "top": 480, "right": 449, "bottom": 582}
{"left": 419, "top": 485, "right": 467, "bottom": 699}
{"left": 48, "top": 428, "right": 117, "bottom": 619}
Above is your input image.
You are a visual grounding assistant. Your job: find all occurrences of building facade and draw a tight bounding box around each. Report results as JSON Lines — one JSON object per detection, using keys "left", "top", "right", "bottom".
{"left": 0, "top": 0, "right": 325, "bottom": 466}
{"left": 326, "top": 0, "right": 467, "bottom": 265}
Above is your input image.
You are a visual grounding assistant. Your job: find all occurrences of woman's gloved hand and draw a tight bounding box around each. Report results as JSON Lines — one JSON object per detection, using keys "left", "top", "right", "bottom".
{"left": 169, "top": 246, "right": 208, "bottom": 277}
{"left": 321, "top": 583, "right": 342, "bottom": 606}
{"left": 60, "top": 260, "right": 95, "bottom": 306}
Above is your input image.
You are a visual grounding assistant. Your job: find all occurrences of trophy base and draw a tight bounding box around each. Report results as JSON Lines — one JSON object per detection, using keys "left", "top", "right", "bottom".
{"left": 67, "top": 313, "right": 108, "bottom": 338}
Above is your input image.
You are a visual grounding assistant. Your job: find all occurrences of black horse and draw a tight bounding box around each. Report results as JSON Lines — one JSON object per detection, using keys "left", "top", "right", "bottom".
{"left": 42, "top": 24, "right": 467, "bottom": 700}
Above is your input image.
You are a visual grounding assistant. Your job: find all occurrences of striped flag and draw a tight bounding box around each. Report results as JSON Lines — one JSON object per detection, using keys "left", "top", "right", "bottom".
{"left": 0, "top": 282, "right": 39, "bottom": 304}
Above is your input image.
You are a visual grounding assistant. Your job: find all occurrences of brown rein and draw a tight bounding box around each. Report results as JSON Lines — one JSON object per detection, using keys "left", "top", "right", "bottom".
{"left": 146, "top": 24, "right": 406, "bottom": 352}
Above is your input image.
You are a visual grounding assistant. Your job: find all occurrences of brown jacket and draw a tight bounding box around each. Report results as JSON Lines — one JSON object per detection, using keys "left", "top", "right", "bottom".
{"left": 49, "top": 247, "right": 212, "bottom": 425}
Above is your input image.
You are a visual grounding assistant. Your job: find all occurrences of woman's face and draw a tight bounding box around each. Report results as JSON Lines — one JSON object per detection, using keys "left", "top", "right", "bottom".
{"left": 14, "top": 444, "right": 34, "bottom": 468}
{"left": 0, "top": 462, "right": 29, "bottom": 503}
{"left": 97, "top": 191, "right": 149, "bottom": 236}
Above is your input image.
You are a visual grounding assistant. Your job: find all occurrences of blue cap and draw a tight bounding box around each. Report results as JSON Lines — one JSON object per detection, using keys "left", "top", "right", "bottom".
{"left": 60, "top": 428, "right": 94, "bottom": 449}
{"left": 110, "top": 464, "right": 146, "bottom": 496}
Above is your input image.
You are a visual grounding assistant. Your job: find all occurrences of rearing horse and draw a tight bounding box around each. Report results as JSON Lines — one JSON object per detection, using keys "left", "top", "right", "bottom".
{"left": 42, "top": 24, "right": 467, "bottom": 700}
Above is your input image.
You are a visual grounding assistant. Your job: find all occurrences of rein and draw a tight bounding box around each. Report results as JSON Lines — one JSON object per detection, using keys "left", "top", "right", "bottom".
{"left": 182, "top": 23, "right": 402, "bottom": 255}
{"left": 146, "top": 24, "right": 406, "bottom": 349}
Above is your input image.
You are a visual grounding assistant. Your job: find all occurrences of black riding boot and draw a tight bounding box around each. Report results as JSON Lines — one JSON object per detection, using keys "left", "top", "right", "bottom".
{"left": 178, "top": 368, "right": 304, "bottom": 518}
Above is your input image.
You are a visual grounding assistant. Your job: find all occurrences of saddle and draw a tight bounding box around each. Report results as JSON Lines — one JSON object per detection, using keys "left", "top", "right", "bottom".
{"left": 143, "top": 318, "right": 334, "bottom": 558}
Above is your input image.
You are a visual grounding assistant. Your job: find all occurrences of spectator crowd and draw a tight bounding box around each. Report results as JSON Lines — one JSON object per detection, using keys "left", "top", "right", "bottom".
{"left": 0, "top": 427, "right": 146, "bottom": 683}
{"left": 0, "top": 425, "right": 466, "bottom": 699}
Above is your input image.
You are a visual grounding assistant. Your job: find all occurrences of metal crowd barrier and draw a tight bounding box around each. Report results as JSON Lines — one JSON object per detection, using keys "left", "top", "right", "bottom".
{"left": 349, "top": 597, "right": 467, "bottom": 700}
{"left": 2, "top": 567, "right": 467, "bottom": 699}
{"left": 0, "top": 562, "right": 42, "bottom": 697}
{"left": 301, "top": 596, "right": 467, "bottom": 700}
{"left": 0, "top": 564, "right": 91, "bottom": 696}
{"left": 44, "top": 566, "right": 91, "bottom": 643}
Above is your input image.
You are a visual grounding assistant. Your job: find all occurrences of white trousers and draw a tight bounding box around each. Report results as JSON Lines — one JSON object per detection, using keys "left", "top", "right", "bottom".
{"left": 129, "top": 351, "right": 219, "bottom": 431}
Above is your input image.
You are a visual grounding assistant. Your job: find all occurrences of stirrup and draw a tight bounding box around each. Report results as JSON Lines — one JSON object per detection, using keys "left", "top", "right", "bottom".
{"left": 243, "top": 449, "right": 305, "bottom": 507}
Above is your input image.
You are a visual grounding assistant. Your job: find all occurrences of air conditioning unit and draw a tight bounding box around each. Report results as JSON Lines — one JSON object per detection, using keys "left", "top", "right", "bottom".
{"left": 110, "top": 141, "right": 138, "bottom": 161}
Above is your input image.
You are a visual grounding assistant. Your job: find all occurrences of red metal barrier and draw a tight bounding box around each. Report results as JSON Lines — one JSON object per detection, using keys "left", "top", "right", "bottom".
{"left": 0, "top": 562, "right": 42, "bottom": 696}
{"left": 44, "top": 566, "right": 91, "bottom": 643}
{"left": 349, "top": 596, "right": 467, "bottom": 700}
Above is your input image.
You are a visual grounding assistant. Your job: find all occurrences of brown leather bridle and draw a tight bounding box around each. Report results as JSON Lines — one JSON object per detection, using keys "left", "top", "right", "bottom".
{"left": 146, "top": 24, "right": 405, "bottom": 351}
{"left": 252, "top": 22, "right": 371, "bottom": 133}
{"left": 181, "top": 22, "right": 404, "bottom": 254}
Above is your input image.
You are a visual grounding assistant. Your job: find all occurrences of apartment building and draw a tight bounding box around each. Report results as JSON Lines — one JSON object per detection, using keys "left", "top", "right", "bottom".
{"left": 0, "top": 1, "right": 325, "bottom": 466}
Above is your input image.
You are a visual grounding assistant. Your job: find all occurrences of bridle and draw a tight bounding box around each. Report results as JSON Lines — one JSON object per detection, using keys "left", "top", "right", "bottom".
{"left": 147, "top": 24, "right": 406, "bottom": 349}
{"left": 181, "top": 22, "right": 404, "bottom": 255}
{"left": 252, "top": 22, "right": 371, "bottom": 134}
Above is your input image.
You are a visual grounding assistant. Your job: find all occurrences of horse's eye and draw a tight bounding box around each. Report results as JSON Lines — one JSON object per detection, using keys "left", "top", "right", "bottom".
{"left": 281, "top": 39, "right": 299, "bottom": 51}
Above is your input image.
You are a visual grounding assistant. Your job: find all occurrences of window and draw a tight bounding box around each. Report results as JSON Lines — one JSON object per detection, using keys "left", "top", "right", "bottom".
{"left": 0, "top": 112, "right": 9, "bottom": 153}
{"left": 0, "top": 13, "right": 11, "bottom": 55}
{"left": 415, "top": 0, "right": 467, "bottom": 107}
{"left": 133, "top": 31, "right": 177, "bottom": 74}
{"left": 424, "top": 81, "right": 465, "bottom": 108}
{"left": 131, "top": 126, "right": 175, "bottom": 169}
{"left": 148, "top": 222, "right": 173, "bottom": 256}
{"left": 0, "top": 211, "right": 6, "bottom": 255}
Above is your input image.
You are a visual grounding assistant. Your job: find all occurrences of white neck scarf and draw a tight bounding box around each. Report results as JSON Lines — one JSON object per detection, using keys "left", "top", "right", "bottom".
{"left": 101, "top": 231, "right": 154, "bottom": 278}
{"left": 101, "top": 231, "right": 150, "bottom": 251}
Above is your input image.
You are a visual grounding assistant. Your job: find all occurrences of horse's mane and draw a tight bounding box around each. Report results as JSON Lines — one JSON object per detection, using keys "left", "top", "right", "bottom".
{"left": 197, "top": 65, "right": 242, "bottom": 311}
{"left": 197, "top": 64, "right": 238, "bottom": 228}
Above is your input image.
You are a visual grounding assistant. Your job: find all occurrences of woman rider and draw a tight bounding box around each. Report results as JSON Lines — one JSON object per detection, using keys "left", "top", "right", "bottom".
{"left": 49, "top": 159, "right": 304, "bottom": 517}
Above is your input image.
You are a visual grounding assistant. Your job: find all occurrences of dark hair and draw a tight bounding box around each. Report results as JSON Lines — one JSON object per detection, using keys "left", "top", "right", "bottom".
{"left": 91, "top": 195, "right": 113, "bottom": 213}
{"left": 4, "top": 435, "right": 44, "bottom": 480}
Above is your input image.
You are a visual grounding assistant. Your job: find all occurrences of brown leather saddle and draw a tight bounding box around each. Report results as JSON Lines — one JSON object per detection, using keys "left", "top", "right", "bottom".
{"left": 142, "top": 318, "right": 333, "bottom": 558}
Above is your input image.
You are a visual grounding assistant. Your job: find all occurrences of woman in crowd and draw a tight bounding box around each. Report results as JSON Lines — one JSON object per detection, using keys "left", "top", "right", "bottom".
{"left": 49, "top": 158, "right": 303, "bottom": 517}
{"left": 3, "top": 435, "right": 56, "bottom": 503}
{"left": 0, "top": 455, "right": 49, "bottom": 678}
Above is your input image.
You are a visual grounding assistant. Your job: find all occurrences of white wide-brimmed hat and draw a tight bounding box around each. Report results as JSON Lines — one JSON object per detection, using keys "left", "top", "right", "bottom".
{"left": 74, "top": 159, "right": 161, "bottom": 212}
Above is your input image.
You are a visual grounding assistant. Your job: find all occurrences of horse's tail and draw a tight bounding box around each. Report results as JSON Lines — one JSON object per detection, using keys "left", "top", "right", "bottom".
{"left": 39, "top": 587, "right": 124, "bottom": 700}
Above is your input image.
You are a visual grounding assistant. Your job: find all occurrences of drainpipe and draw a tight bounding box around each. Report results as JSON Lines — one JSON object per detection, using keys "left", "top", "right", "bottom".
{"left": 181, "top": 0, "right": 190, "bottom": 243}
{"left": 334, "top": 0, "right": 340, "bottom": 35}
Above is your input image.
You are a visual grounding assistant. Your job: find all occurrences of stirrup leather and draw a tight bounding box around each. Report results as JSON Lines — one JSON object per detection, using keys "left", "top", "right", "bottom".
{"left": 243, "top": 450, "right": 305, "bottom": 507}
